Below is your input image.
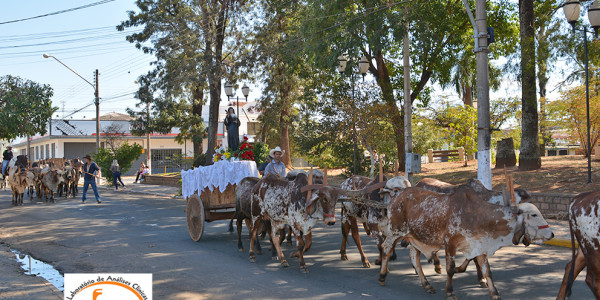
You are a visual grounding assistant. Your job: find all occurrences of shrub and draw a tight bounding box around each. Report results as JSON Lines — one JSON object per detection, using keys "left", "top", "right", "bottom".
{"left": 94, "top": 142, "right": 143, "bottom": 185}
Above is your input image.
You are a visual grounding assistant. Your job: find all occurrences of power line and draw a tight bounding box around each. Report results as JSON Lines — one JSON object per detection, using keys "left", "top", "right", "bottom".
{"left": 0, "top": 0, "right": 116, "bottom": 25}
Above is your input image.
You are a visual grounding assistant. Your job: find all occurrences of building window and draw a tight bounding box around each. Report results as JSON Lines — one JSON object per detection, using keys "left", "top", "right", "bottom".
{"left": 35, "top": 146, "right": 39, "bottom": 161}
{"left": 247, "top": 122, "right": 260, "bottom": 135}
{"left": 45, "top": 144, "right": 49, "bottom": 159}
{"left": 51, "top": 143, "right": 55, "bottom": 158}
{"left": 151, "top": 149, "right": 183, "bottom": 174}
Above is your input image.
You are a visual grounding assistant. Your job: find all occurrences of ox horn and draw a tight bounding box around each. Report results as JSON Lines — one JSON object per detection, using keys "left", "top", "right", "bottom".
{"left": 300, "top": 184, "right": 326, "bottom": 193}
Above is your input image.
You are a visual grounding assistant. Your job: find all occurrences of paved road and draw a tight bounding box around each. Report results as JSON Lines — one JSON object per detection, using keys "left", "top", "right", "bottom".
{"left": 0, "top": 188, "right": 595, "bottom": 300}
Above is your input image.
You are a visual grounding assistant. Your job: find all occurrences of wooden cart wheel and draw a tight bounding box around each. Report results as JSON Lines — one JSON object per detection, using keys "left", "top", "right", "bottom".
{"left": 186, "top": 194, "right": 205, "bottom": 242}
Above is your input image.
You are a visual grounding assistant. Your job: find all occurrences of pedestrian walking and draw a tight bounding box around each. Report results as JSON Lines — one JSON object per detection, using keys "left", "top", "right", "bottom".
{"left": 82, "top": 154, "right": 101, "bottom": 204}
{"left": 2, "top": 146, "right": 13, "bottom": 175}
{"left": 110, "top": 159, "right": 126, "bottom": 191}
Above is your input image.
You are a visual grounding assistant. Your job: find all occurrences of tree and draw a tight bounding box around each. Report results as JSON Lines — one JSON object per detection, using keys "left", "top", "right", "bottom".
{"left": 433, "top": 103, "right": 477, "bottom": 166}
{"left": 249, "top": 0, "right": 306, "bottom": 168}
{"left": 0, "top": 75, "right": 56, "bottom": 141}
{"left": 94, "top": 142, "right": 143, "bottom": 185}
{"left": 548, "top": 79, "right": 600, "bottom": 157}
{"left": 519, "top": 0, "right": 541, "bottom": 170}
{"left": 296, "top": 1, "right": 517, "bottom": 171}
{"left": 118, "top": 0, "right": 248, "bottom": 164}
{"left": 534, "top": 1, "right": 564, "bottom": 155}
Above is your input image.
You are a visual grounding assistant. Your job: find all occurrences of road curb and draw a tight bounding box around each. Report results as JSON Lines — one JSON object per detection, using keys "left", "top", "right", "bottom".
{"left": 544, "top": 238, "right": 577, "bottom": 248}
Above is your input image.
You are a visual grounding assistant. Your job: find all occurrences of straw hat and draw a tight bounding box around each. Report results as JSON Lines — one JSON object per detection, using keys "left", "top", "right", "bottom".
{"left": 269, "top": 146, "right": 285, "bottom": 157}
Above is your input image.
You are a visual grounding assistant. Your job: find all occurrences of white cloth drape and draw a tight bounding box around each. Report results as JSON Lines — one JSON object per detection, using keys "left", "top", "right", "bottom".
{"left": 181, "top": 160, "right": 259, "bottom": 198}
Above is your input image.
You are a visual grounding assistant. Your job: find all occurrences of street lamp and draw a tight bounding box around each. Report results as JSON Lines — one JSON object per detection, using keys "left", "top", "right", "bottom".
{"left": 242, "top": 83, "right": 250, "bottom": 104}
{"left": 337, "top": 55, "right": 369, "bottom": 174}
{"left": 562, "top": 0, "right": 600, "bottom": 183}
{"left": 43, "top": 53, "right": 100, "bottom": 152}
{"left": 224, "top": 82, "right": 236, "bottom": 115}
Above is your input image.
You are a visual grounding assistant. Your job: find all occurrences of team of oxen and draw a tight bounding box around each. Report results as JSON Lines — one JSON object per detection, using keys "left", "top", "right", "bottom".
{"left": 1, "top": 155, "right": 84, "bottom": 205}
{"left": 233, "top": 169, "right": 600, "bottom": 299}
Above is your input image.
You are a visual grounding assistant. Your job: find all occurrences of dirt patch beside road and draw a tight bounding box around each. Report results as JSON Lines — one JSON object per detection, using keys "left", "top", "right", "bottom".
{"left": 324, "top": 156, "right": 600, "bottom": 194}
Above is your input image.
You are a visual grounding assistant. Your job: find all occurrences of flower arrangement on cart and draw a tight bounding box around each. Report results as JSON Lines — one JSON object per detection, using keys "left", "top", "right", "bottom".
{"left": 213, "top": 135, "right": 255, "bottom": 162}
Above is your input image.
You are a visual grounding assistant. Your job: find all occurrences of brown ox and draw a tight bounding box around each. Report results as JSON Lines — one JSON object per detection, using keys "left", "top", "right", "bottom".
{"left": 8, "top": 166, "right": 28, "bottom": 205}
{"left": 557, "top": 191, "right": 600, "bottom": 299}
{"left": 339, "top": 175, "right": 402, "bottom": 268}
{"left": 378, "top": 186, "right": 554, "bottom": 300}
{"left": 249, "top": 172, "right": 366, "bottom": 272}
{"left": 235, "top": 176, "right": 264, "bottom": 253}
{"left": 415, "top": 177, "right": 532, "bottom": 283}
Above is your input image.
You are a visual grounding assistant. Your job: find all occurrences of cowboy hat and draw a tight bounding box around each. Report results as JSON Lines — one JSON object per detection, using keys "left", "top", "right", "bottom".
{"left": 269, "top": 146, "right": 285, "bottom": 157}
{"left": 84, "top": 154, "right": 93, "bottom": 160}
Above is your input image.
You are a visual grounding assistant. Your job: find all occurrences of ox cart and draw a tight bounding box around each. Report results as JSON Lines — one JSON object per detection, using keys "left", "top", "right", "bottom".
{"left": 181, "top": 160, "right": 258, "bottom": 241}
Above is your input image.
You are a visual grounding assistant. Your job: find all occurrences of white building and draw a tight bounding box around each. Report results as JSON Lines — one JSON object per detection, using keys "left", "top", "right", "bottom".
{"left": 10, "top": 101, "right": 261, "bottom": 174}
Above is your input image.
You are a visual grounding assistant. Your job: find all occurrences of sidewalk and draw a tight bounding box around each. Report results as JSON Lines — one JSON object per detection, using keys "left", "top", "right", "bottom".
{"left": 97, "top": 175, "right": 181, "bottom": 198}
{"left": 0, "top": 244, "right": 62, "bottom": 300}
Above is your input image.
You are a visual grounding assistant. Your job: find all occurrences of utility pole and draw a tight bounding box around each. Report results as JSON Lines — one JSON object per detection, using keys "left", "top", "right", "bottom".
{"left": 462, "top": 0, "right": 492, "bottom": 189}
{"left": 94, "top": 69, "right": 100, "bottom": 151}
{"left": 403, "top": 13, "right": 413, "bottom": 184}
{"left": 475, "top": 0, "right": 491, "bottom": 189}
{"left": 146, "top": 101, "right": 151, "bottom": 173}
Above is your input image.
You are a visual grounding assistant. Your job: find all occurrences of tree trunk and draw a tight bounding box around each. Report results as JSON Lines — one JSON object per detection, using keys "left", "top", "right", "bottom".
{"left": 279, "top": 97, "right": 292, "bottom": 168}
{"left": 192, "top": 84, "right": 203, "bottom": 156}
{"left": 462, "top": 85, "right": 473, "bottom": 107}
{"left": 495, "top": 138, "right": 517, "bottom": 168}
{"left": 519, "top": 0, "right": 541, "bottom": 170}
{"left": 372, "top": 50, "right": 405, "bottom": 170}
{"left": 203, "top": 2, "right": 228, "bottom": 166}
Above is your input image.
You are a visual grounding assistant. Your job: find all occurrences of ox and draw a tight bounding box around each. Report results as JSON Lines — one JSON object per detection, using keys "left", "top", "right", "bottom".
{"left": 70, "top": 158, "right": 84, "bottom": 196}
{"left": 0, "top": 173, "right": 6, "bottom": 191}
{"left": 414, "top": 177, "right": 531, "bottom": 283}
{"left": 58, "top": 165, "right": 76, "bottom": 198}
{"left": 339, "top": 175, "right": 402, "bottom": 268}
{"left": 249, "top": 172, "right": 368, "bottom": 272}
{"left": 235, "top": 176, "right": 264, "bottom": 253}
{"left": 557, "top": 191, "right": 600, "bottom": 299}
{"left": 7, "top": 166, "right": 28, "bottom": 205}
{"left": 378, "top": 186, "right": 554, "bottom": 300}
{"left": 40, "top": 168, "right": 65, "bottom": 203}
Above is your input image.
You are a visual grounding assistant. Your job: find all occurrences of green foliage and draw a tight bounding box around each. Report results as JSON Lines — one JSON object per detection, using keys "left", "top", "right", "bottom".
{"left": 94, "top": 142, "right": 143, "bottom": 185}
{"left": 252, "top": 142, "right": 270, "bottom": 166}
{"left": 433, "top": 104, "right": 477, "bottom": 158}
{"left": 119, "top": 0, "right": 249, "bottom": 162}
{"left": 193, "top": 153, "right": 208, "bottom": 168}
{"left": 547, "top": 78, "right": 600, "bottom": 155}
{"left": 412, "top": 115, "right": 446, "bottom": 155}
{"left": 0, "top": 75, "right": 56, "bottom": 140}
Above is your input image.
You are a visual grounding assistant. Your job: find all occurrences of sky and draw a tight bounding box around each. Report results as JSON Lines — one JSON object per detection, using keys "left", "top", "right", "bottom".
{"left": 0, "top": 0, "right": 261, "bottom": 123}
{"left": 1, "top": 0, "right": 155, "bottom": 119}
{"left": 0, "top": 1, "right": 578, "bottom": 128}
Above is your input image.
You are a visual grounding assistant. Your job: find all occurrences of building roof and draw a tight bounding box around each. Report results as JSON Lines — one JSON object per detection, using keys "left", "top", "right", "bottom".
{"left": 91, "top": 112, "right": 133, "bottom": 121}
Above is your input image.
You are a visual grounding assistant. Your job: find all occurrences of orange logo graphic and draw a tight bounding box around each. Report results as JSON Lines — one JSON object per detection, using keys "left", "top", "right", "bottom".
{"left": 93, "top": 289, "right": 102, "bottom": 300}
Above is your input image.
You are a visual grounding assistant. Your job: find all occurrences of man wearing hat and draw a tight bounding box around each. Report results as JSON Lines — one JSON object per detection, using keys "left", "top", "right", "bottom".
{"left": 2, "top": 146, "right": 13, "bottom": 176}
{"left": 82, "top": 154, "right": 101, "bottom": 204}
{"left": 264, "top": 146, "right": 286, "bottom": 177}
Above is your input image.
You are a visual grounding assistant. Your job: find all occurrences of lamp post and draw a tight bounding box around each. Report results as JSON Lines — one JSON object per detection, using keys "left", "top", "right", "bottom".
{"left": 563, "top": 0, "right": 600, "bottom": 183}
{"left": 43, "top": 54, "right": 100, "bottom": 152}
{"left": 242, "top": 83, "right": 250, "bottom": 106}
{"left": 337, "top": 55, "right": 369, "bottom": 175}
